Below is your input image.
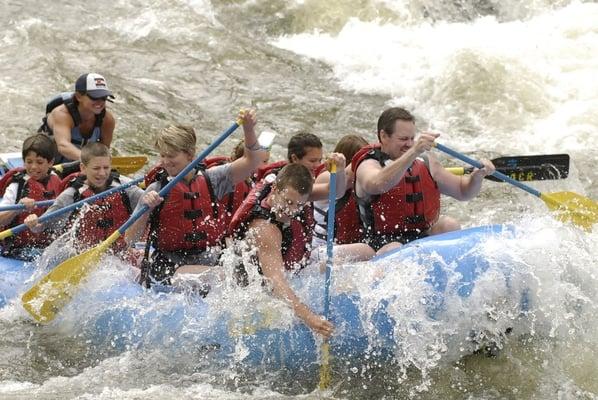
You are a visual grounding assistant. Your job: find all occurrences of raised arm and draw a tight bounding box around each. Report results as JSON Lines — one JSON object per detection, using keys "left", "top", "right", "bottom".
{"left": 229, "top": 109, "right": 262, "bottom": 185}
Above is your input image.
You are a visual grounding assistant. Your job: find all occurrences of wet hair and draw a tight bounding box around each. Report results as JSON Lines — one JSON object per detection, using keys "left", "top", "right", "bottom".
{"left": 377, "top": 107, "right": 415, "bottom": 141}
{"left": 155, "top": 125, "right": 196, "bottom": 156}
{"left": 334, "top": 134, "right": 368, "bottom": 163}
{"left": 21, "top": 134, "right": 57, "bottom": 162}
{"left": 287, "top": 132, "right": 322, "bottom": 162}
{"left": 232, "top": 140, "right": 245, "bottom": 161}
{"left": 275, "top": 163, "right": 313, "bottom": 196}
{"left": 81, "top": 142, "right": 111, "bottom": 165}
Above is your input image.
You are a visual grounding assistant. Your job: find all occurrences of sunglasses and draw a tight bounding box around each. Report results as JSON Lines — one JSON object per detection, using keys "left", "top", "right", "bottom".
{"left": 86, "top": 94, "right": 108, "bottom": 101}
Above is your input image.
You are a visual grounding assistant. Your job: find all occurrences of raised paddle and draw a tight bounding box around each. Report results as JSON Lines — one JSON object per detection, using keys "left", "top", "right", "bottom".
{"left": 436, "top": 143, "right": 598, "bottom": 230}
{"left": 318, "top": 161, "right": 337, "bottom": 390}
{"left": 446, "top": 153, "right": 569, "bottom": 182}
{"left": 22, "top": 121, "right": 242, "bottom": 323}
{"left": 0, "top": 176, "right": 144, "bottom": 241}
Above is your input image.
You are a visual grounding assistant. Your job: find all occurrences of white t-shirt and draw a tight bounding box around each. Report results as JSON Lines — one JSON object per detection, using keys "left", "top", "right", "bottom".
{"left": 0, "top": 182, "right": 19, "bottom": 206}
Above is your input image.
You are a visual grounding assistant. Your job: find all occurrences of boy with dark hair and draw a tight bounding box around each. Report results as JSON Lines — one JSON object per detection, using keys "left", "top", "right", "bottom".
{"left": 0, "top": 134, "right": 62, "bottom": 260}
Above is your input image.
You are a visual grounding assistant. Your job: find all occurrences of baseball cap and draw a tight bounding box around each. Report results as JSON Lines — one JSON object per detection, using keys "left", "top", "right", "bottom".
{"left": 75, "top": 73, "right": 114, "bottom": 99}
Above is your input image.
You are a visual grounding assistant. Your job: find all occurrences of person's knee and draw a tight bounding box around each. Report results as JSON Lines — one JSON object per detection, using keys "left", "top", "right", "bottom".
{"left": 430, "top": 216, "right": 461, "bottom": 235}
{"left": 375, "top": 241, "right": 402, "bottom": 257}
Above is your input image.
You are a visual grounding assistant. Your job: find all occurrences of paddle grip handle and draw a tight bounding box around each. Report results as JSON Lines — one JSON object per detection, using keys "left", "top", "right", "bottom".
{"left": 435, "top": 143, "right": 542, "bottom": 198}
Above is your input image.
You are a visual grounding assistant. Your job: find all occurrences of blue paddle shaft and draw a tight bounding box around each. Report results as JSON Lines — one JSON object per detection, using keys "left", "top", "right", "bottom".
{"left": 435, "top": 143, "right": 542, "bottom": 198}
{"left": 0, "top": 200, "right": 54, "bottom": 212}
{"left": 7, "top": 177, "right": 144, "bottom": 236}
{"left": 117, "top": 122, "right": 241, "bottom": 235}
{"left": 323, "top": 168, "right": 337, "bottom": 320}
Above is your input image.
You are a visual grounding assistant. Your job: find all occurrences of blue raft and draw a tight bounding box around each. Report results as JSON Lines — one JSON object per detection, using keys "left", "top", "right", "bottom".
{"left": 0, "top": 224, "right": 526, "bottom": 371}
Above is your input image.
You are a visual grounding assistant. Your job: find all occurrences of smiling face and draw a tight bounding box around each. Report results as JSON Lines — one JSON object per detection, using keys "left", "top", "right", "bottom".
{"left": 159, "top": 149, "right": 194, "bottom": 177}
{"left": 23, "top": 151, "right": 52, "bottom": 181}
{"left": 75, "top": 92, "right": 107, "bottom": 115}
{"left": 80, "top": 156, "right": 111, "bottom": 189}
{"left": 380, "top": 119, "right": 416, "bottom": 160}
{"left": 268, "top": 185, "right": 309, "bottom": 224}
{"left": 291, "top": 146, "right": 322, "bottom": 177}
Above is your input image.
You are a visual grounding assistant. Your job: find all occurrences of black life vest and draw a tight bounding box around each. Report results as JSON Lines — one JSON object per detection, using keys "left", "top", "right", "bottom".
{"left": 38, "top": 92, "right": 105, "bottom": 162}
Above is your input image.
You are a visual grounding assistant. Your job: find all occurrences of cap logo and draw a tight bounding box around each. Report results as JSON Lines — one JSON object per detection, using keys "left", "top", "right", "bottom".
{"left": 94, "top": 77, "right": 107, "bottom": 88}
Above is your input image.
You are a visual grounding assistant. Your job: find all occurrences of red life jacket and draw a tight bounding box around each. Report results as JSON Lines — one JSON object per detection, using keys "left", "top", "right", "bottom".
{"left": 351, "top": 143, "right": 440, "bottom": 238}
{"left": 0, "top": 168, "right": 61, "bottom": 249}
{"left": 203, "top": 155, "right": 230, "bottom": 169}
{"left": 202, "top": 156, "right": 251, "bottom": 227}
{"left": 146, "top": 166, "right": 227, "bottom": 253}
{"left": 64, "top": 172, "right": 133, "bottom": 251}
{"left": 254, "top": 160, "right": 288, "bottom": 181}
{"left": 229, "top": 177, "right": 314, "bottom": 271}
{"left": 313, "top": 164, "right": 363, "bottom": 244}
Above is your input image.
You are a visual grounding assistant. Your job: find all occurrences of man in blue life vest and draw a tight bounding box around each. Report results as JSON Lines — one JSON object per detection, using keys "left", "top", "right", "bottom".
{"left": 353, "top": 107, "right": 496, "bottom": 255}
{"left": 39, "top": 73, "right": 116, "bottom": 163}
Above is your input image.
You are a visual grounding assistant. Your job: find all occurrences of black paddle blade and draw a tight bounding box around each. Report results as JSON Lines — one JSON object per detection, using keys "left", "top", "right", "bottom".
{"left": 465, "top": 154, "right": 570, "bottom": 182}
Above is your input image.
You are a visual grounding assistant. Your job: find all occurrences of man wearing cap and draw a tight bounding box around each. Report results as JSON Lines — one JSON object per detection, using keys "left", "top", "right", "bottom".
{"left": 40, "top": 73, "right": 116, "bottom": 163}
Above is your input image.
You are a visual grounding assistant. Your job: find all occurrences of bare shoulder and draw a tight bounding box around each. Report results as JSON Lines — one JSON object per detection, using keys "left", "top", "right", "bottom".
{"left": 249, "top": 218, "right": 281, "bottom": 244}
{"left": 48, "top": 104, "right": 74, "bottom": 127}
{"left": 103, "top": 110, "right": 116, "bottom": 124}
{"left": 356, "top": 158, "right": 381, "bottom": 177}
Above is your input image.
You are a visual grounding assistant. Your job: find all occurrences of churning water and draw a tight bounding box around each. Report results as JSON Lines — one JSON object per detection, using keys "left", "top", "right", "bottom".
{"left": 0, "top": 0, "right": 597, "bottom": 398}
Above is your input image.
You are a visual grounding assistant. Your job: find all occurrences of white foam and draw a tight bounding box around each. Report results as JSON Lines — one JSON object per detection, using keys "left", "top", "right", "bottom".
{"left": 272, "top": 2, "right": 598, "bottom": 154}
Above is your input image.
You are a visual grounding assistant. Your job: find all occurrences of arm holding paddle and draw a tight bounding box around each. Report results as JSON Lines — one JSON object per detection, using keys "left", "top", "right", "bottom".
{"left": 310, "top": 153, "right": 346, "bottom": 202}
{"left": 427, "top": 138, "right": 496, "bottom": 201}
{"left": 124, "top": 109, "right": 260, "bottom": 245}
{"left": 358, "top": 133, "right": 439, "bottom": 196}
{"left": 228, "top": 109, "right": 265, "bottom": 185}
{"left": 0, "top": 188, "right": 37, "bottom": 226}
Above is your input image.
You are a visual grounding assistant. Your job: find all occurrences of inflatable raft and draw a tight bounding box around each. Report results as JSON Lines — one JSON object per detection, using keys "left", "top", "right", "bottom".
{"left": 0, "top": 224, "right": 529, "bottom": 372}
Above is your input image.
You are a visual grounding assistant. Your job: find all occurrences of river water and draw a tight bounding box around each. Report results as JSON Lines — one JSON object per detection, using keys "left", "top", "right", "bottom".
{"left": 0, "top": 0, "right": 597, "bottom": 399}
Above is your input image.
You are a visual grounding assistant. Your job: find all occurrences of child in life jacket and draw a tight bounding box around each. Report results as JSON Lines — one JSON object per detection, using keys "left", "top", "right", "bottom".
{"left": 24, "top": 142, "right": 144, "bottom": 256}
{"left": 0, "top": 134, "right": 62, "bottom": 260}
{"left": 124, "top": 109, "right": 264, "bottom": 286}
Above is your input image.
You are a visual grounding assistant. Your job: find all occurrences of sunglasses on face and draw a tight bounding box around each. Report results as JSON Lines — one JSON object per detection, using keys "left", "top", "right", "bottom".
{"left": 86, "top": 94, "right": 108, "bottom": 101}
